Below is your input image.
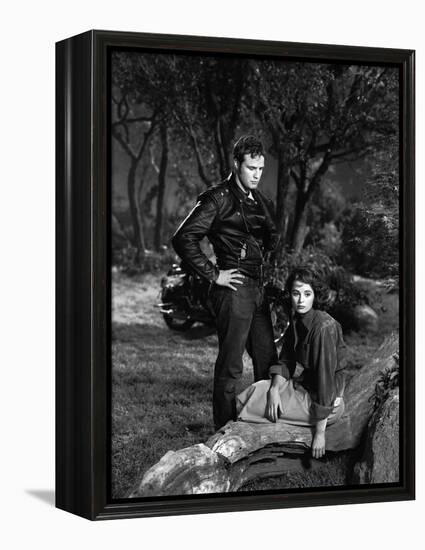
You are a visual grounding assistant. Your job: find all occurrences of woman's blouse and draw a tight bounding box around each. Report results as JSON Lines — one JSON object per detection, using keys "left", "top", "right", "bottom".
{"left": 269, "top": 308, "right": 346, "bottom": 421}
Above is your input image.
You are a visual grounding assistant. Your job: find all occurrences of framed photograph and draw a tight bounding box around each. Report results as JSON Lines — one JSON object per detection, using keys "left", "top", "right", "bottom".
{"left": 56, "top": 30, "right": 415, "bottom": 520}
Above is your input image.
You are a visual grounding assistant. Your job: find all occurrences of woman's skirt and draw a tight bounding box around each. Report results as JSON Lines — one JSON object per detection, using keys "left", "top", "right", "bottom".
{"left": 236, "top": 378, "right": 345, "bottom": 427}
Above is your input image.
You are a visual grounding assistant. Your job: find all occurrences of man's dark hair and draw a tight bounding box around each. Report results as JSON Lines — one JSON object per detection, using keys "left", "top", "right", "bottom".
{"left": 233, "top": 135, "right": 265, "bottom": 163}
{"left": 284, "top": 266, "right": 330, "bottom": 310}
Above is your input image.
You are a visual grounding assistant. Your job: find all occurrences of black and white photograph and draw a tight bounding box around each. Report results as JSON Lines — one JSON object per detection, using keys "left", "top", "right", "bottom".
{"left": 110, "top": 47, "right": 403, "bottom": 499}
{"left": 2, "top": 0, "right": 424, "bottom": 544}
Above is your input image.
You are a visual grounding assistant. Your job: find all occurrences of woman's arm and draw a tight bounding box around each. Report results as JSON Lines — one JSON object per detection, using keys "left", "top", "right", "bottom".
{"left": 310, "top": 322, "right": 340, "bottom": 420}
{"left": 266, "top": 374, "right": 286, "bottom": 422}
{"left": 312, "top": 418, "right": 328, "bottom": 458}
{"left": 309, "top": 321, "right": 342, "bottom": 456}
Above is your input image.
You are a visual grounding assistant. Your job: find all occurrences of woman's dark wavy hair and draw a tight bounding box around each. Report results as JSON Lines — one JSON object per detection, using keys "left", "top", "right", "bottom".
{"left": 284, "top": 266, "right": 331, "bottom": 311}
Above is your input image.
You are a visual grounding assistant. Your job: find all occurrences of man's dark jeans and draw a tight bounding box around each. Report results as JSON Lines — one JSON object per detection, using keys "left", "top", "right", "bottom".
{"left": 209, "top": 277, "right": 278, "bottom": 430}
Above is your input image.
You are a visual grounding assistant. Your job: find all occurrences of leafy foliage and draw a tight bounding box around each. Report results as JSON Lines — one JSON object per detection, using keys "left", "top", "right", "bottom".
{"left": 339, "top": 139, "right": 399, "bottom": 280}
{"left": 250, "top": 62, "right": 399, "bottom": 251}
{"left": 111, "top": 52, "right": 400, "bottom": 286}
{"left": 339, "top": 205, "right": 399, "bottom": 279}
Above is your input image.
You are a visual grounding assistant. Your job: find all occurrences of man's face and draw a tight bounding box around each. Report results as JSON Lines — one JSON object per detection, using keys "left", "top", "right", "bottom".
{"left": 235, "top": 154, "right": 265, "bottom": 191}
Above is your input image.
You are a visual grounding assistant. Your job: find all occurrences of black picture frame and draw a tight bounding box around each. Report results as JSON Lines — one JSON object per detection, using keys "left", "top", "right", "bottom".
{"left": 56, "top": 29, "right": 415, "bottom": 521}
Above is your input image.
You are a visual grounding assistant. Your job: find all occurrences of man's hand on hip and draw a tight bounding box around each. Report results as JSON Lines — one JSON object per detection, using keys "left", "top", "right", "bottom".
{"left": 215, "top": 269, "right": 245, "bottom": 291}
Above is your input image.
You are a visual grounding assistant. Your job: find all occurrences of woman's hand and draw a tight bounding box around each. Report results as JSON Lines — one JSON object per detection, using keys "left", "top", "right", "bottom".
{"left": 312, "top": 417, "right": 327, "bottom": 458}
{"left": 311, "top": 431, "right": 326, "bottom": 459}
{"left": 266, "top": 387, "right": 282, "bottom": 422}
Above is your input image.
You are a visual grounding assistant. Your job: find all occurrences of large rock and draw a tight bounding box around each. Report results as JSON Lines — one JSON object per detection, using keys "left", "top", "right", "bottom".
{"left": 352, "top": 389, "right": 399, "bottom": 484}
{"left": 130, "top": 334, "right": 399, "bottom": 497}
{"left": 352, "top": 304, "right": 379, "bottom": 332}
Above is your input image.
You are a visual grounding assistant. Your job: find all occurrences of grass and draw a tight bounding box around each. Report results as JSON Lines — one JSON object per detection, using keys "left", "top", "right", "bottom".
{"left": 111, "top": 322, "right": 217, "bottom": 497}
{"left": 111, "top": 271, "right": 254, "bottom": 497}
{"left": 111, "top": 271, "right": 399, "bottom": 498}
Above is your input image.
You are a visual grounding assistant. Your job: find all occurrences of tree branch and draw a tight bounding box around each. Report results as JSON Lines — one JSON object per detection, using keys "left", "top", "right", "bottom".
{"left": 117, "top": 94, "right": 129, "bottom": 122}
{"left": 188, "top": 126, "right": 214, "bottom": 187}
{"left": 290, "top": 168, "right": 300, "bottom": 188}
{"left": 112, "top": 126, "right": 137, "bottom": 160}
{"left": 149, "top": 142, "right": 160, "bottom": 174}
{"left": 329, "top": 142, "right": 376, "bottom": 161}
{"left": 114, "top": 114, "right": 157, "bottom": 126}
{"left": 173, "top": 103, "right": 214, "bottom": 187}
{"left": 135, "top": 122, "right": 156, "bottom": 163}
{"left": 305, "top": 150, "right": 332, "bottom": 202}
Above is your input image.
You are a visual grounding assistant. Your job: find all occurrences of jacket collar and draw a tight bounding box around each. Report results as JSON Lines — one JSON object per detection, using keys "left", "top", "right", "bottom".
{"left": 293, "top": 308, "right": 316, "bottom": 332}
{"left": 228, "top": 172, "right": 258, "bottom": 203}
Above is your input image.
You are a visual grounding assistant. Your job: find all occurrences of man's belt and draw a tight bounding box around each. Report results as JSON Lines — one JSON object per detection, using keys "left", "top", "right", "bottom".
{"left": 238, "top": 264, "right": 264, "bottom": 281}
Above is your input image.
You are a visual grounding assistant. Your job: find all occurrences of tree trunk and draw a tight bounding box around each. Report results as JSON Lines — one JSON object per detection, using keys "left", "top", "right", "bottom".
{"left": 214, "top": 118, "right": 228, "bottom": 180}
{"left": 290, "top": 190, "right": 309, "bottom": 253}
{"left": 127, "top": 160, "right": 146, "bottom": 264}
{"left": 189, "top": 130, "right": 214, "bottom": 187}
{"left": 154, "top": 125, "right": 169, "bottom": 251}
{"left": 274, "top": 154, "right": 291, "bottom": 258}
{"left": 206, "top": 79, "right": 232, "bottom": 180}
{"left": 111, "top": 213, "right": 131, "bottom": 244}
{"left": 113, "top": 118, "right": 156, "bottom": 264}
{"left": 291, "top": 209, "right": 309, "bottom": 254}
{"left": 137, "top": 163, "right": 151, "bottom": 247}
{"left": 219, "top": 124, "right": 234, "bottom": 178}
{"left": 290, "top": 156, "right": 330, "bottom": 253}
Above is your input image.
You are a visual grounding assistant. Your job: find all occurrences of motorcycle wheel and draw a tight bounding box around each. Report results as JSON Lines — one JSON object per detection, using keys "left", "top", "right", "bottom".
{"left": 163, "top": 314, "right": 195, "bottom": 331}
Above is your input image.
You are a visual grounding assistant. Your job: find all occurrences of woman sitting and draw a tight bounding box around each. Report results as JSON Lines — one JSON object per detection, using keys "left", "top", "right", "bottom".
{"left": 237, "top": 267, "right": 346, "bottom": 459}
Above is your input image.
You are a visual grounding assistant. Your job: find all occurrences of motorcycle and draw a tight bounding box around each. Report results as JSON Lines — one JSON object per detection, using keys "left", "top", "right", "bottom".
{"left": 157, "top": 262, "right": 288, "bottom": 343}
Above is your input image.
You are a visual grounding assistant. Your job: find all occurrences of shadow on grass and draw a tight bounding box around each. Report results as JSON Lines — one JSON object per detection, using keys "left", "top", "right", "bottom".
{"left": 112, "top": 321, "right": 217, "bottom": 348}
{"left": 181, "top": 324, "right": 217, "bottom": 340}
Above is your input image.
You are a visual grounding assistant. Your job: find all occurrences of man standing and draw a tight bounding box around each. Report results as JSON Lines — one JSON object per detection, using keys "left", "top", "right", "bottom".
{"left": 172, "top": 135, "right": 278, "bottom": 429}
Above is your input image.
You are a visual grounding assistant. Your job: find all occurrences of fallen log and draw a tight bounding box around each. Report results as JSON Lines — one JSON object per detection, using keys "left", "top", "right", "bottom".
{"left": 129, "top": 334, "right": 399, "bottom": 497}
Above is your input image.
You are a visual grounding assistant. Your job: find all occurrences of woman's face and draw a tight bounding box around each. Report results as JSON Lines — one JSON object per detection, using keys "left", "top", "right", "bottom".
{"left": 291, "top": 280, "right": 315, "bottom": 315}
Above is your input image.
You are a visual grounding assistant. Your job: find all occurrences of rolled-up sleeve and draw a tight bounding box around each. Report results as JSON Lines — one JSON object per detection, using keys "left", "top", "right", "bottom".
{"left": 309, "top": 322, "right": 340, "bottom": 421}
{"left": 269, "top": 325, "right": 295, "bottom": 380}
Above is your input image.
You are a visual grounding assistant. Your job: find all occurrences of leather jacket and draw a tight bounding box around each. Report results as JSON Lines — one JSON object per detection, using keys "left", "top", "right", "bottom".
{"left": 172, "top": 174, "right": 278, "bottom": 282}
